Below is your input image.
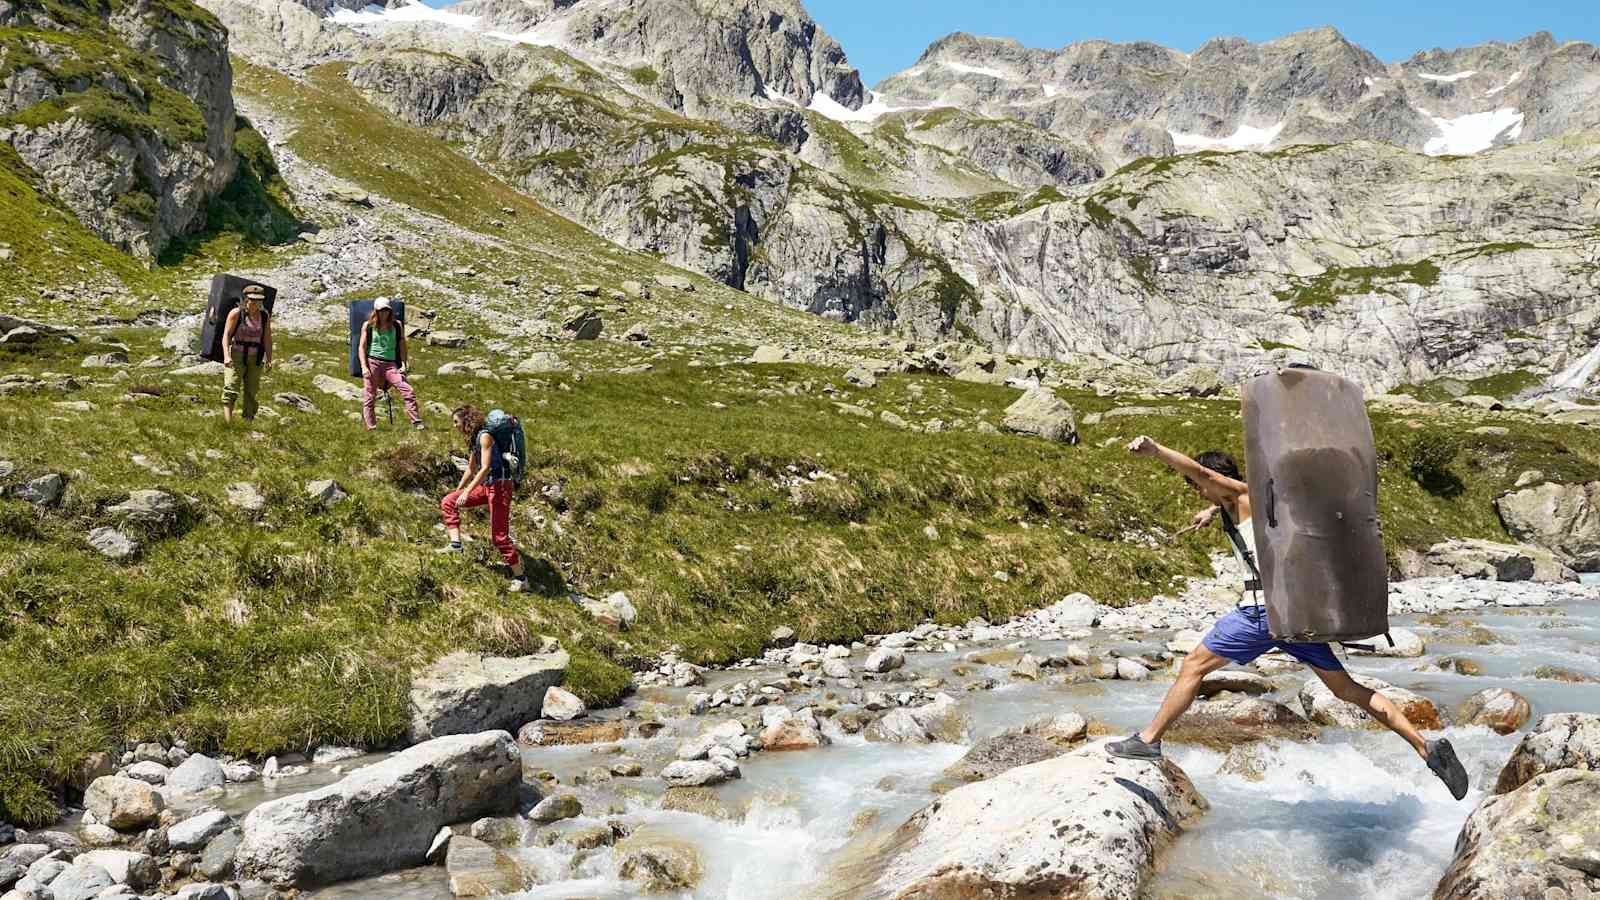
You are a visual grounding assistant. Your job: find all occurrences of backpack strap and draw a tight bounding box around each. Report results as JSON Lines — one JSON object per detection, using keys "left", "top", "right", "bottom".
{"left": 1219, "top": 508, "right": 1263, "bottom": 594}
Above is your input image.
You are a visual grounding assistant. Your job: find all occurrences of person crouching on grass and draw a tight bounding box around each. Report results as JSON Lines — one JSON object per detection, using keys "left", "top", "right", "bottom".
{"left": 358, "top": 297, "right": 423, "bottom": 431}
{"left": 441, "top": 405, "right": 527, "bottom": 592}
{"left": 1104, "top": 435, "right": 1471, "bottom": 801}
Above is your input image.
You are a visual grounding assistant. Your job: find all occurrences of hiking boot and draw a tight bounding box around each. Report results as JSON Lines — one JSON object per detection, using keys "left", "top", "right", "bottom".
{"left": 1426, "top": 738, "right": 1470, "bottom": 800}
{"left": 508, "top": 575, "right": 529, "bottom": 593}
{"left": 436, "top": 541, "right": 464, "bottom": 555}
{"left": 1105, "top": 734, "right": 1163, "bottom": 761}
{"left": 413, "top": 421, "right": 425, "bottom": 431}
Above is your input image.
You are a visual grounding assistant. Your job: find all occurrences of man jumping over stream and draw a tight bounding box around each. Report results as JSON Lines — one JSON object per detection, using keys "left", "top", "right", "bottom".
{"left": 1104, "top": 436, "right": 1471, "bottom": 800}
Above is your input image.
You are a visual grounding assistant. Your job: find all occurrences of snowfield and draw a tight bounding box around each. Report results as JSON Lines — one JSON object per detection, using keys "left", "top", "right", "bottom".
{"left": 1169, "top": 121, "right": 1285, "bottom": 152}
{"left": 1423, "top": 107, "right": 1524, "bottom": 155}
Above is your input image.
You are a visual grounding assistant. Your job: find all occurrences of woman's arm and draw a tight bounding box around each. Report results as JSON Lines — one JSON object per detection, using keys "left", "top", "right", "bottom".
{"left": 1127, "top": 436, "right": 1248, "bottom": 500}
{"left": 358, "top": 321, "right": 370, "bottom": 373}
{"left": 262, "top": 316, "right": 273, "bottom": 367}
{"left": 396, "top": 327, "right": 407, "bottom": 371}
{"left": 222, "top": 309, "right": 239, "bottom": 367}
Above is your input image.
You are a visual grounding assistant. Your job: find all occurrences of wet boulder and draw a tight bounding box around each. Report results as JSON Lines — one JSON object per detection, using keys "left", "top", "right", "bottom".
{"left": 618, "top": 838, "right": 701, "bottom": 893}
{"left": 235, "top": 731, "right": 521, "bottom": 888}
{"left": 1019, "top": 711, "right": 1088, "bottom": 744}
{"left": 868, "top": 741, "right": 1206, "bottom": 899}
{"left": 1432, "top": 768, "right": 1600, "bottom": 899}
{"left": 1455, "top": 688, "right": 1532, "bottom": 736}
{"left": 758, "top": 709, "right": 829, "bottom": 752}
{"left": 406, "top": 650, "right": 569, "bottom": 742}
{"left": 1166, "top": 696, "right": 1315, "bottom": 749}
{"left": 1197, "top": 670, "right": 1273, "bottom": 697}
{"left": 83, "top": 776, "right": 163, "bottom": 831}
{"left": 1298, "top": 675, "right": 1442, "bottom": 731}
{"left": 446, "top": 835, "right": 526, "bottom": 897}
{"left": 1494, "top": 713, "right": 1600, "bottom": 794}
{"left": 864, "top": 693, "right": 966, "bottom": 744}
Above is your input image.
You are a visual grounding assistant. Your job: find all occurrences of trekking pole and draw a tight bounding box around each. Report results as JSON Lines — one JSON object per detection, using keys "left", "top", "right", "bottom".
{"left": 385, "top": 388, "right": 394, "bottom": 426}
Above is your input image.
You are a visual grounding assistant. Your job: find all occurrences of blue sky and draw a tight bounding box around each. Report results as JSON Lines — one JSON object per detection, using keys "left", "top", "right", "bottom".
{"left": 800, "top": 0, "right": 1598, "bottom": 86}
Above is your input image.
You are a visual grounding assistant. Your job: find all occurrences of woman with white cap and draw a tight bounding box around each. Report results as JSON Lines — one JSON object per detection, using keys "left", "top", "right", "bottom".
{"left": 358, "top": 297, "right": 423, "bottom": 430}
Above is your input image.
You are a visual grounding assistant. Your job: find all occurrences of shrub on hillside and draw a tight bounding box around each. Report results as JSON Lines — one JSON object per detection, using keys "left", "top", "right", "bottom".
{"left": 1404, "top": 432, "right": 1463, "bottom": 497}
{"left": 374, "top": 444, "right": 455, "bottom": 491}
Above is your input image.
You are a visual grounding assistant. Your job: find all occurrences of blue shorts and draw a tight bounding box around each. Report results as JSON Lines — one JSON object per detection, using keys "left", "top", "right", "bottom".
{"left": 1201, "top": 606, "right": 1344, "bottom": 671}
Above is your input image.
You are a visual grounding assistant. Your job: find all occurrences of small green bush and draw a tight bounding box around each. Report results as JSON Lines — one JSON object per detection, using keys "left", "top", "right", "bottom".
{"left": 1406, "top": 432, "right": 1463, "bottom": 497}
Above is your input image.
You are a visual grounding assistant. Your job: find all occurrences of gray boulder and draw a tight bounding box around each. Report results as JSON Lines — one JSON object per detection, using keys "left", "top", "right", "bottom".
{"left": 561, "top": 310, "right": 603, "bottom": 341}
{"left": 1401, "top": 538, "right": 1574, "bottom": 583}
{"left": 70, "top": 850, "right": 157, "bottom": 889}
{"left": 653, "top": 274, "right": 693, "bottom": 292}
{"left": 225, "top": 482, "right": 266, "bottom": 512}
{"left": 540, "top": 687, "right": 586, "bottom": 722}
{"left": 871, "top": 741, "right": 1206, "bottom": 898}
{"left": 406, "top": 651, "right": 569, "bottom": 743}
{"left": 1001, "top": 387, "right": 1077, "bottom": 443}
{"left": 445, "top": 835, "right": 524, "bottom": 897}
{"left": 83, "top": 776, "right": 163, "bottom": 831}
{"left": 515, "top": 352, "right": 568, "bottom": 375}
{"left": 1494, "top": 713, "right": 1600, "bottom": 794}
{"left": 1495, "top": 481, "right": 1600, "bottom": 571}
{"left": 310, "top": 374, "right": 363, "bottom": 402}
{"left": 864, "top": 693, "right": 967, "bottom": 744}
{"left": 14, "top": 473, "right": 64, "bottom": 506}
{"left": 1433, "top": 768, "right": 1600, "bottom": 899}
{"left": 940, "top": 732, "right": 1064, "bottom": 785}
{"left": 234, "top": 731, "right": 520, "bottom": 888}
{"left": 166, "top": 754, "right": 225, "bottom": 795}
{"left": 168, "top": 810, "right": 231, "bottom": 851}
{"left": 107, "top": 490, "right": 178, "bottom": 526}
{"left": 863, "top": 647, "right": 904, "bottom": 673}
{"left": 304, "top": 480, "right": 347, "bottom": 505}
{"left": 44, "top": 862, "right": 112, "bottom": 900}
{"left": 659, "top": 760, "right": 732, "bottom": 787}
{"left": 427, "top": 331, "right": 469, "bottom": 348}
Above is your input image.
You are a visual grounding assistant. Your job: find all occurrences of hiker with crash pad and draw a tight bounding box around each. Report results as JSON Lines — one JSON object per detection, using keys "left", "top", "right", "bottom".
{"left": 221, "top": 284, "right": 273, "bottom": 423}
{"left": 441, "top": 404, "right": 529, "bottom": 592}
{"left": 357, "top": 297, "right": 423, "bottom": 431}
{"left": 1105, "top": 367, "right": 1470, "bottom": 801}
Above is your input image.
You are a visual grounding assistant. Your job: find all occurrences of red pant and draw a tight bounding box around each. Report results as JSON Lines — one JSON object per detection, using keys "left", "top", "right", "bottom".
{"left": 441, "top": 482, "right": 519, "bottom": 566}
{"left": 363, "top": 358, "right": 420, "bottom": 428}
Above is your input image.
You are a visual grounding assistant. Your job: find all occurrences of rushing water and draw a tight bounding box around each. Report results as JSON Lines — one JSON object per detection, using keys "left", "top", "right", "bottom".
{"left": 286, "top": 594, "right": 1600, "bottom": 900}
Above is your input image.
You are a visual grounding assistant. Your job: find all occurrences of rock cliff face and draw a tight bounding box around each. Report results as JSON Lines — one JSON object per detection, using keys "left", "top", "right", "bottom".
{"left": 0, "top": 0, "right": 238, "bottom": 258}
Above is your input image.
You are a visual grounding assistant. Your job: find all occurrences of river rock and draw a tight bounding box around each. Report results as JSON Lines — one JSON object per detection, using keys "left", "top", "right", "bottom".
{"left": 1433, "top": 768, "right": 1600, "bottom": 899}
{"left": 1494, "top": 713, "right": 1600, "bottom": 794}
{"left": 235, "top": 731, "right": 521, "bottom": 888}
{"left": 72, "top": 850, "right": 158, "bottom": 889}
{"left": 659, "top": 760, "right": 732, "bottom": 787}
{"left": 863, "top": 648, "right": 904, "bottom": 673}
{"left": 1455, "top": 689, "right": 1532, "bottom": 736}
{"left": 1494, "top": 481, "right": 1600, "bottom": 570}
{"left": 1021, "top": 711, "right": 1089, "bottom": 744}
{"left": 1298, "top": 675, "right": 1442, "bottom": 730}
{"left": 406, "top": 650, "right": 569, "bottom": 742}
{"left": 618, "top": 839, "right": 701, "bottom": 893}
{"left": 445, "top": 835, "right": 524, "bottom": 897}
{"left": 124, "top": 760, "right": 168, "bottom": 784}
{"left": 1001, "top": 387, "right": 1077, "bottom": 443}
{"left": 197, "top": 828, "right": 241, "bottom": 880}
{"left": 864, "top": 693, "right": 966, "bottom": 744}
{"left": 45, "top": 862, "right": 113, "bottom": 900}
{"left": 1168, "top": 696, "right": 1315, "bottom": 749}
{"left": 1198, "top": 671, "right": 1273, "bottom": 697}
{"left": 528, "top": 794, "right": 582, "bottom": 823}
{"left": 940, "top": 732, "right": 1064, "bottom": 786}
{"left": 1117, "top": 658, "right": 1151, "bottom": 680}
{"left": 871, "top": 741, "right": 1206, "bottom": 898}
{"left": 166, "top": 754, "right": 225, "bottom": 795}
{"left": 84, "top": 776, "right": 163, "bottom": 831}
{"left": 759, "top": 713, "right": 829, "bottom": 752}
{"left": 540, "top": 687, "right": 586, "bottom": 722}
{"left": 168, "top": 810, "right": 231, "bottom": 851}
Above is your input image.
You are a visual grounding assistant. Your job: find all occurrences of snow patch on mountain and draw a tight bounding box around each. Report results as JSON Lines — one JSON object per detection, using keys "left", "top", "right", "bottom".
{"left": 808, "top": 90, "right": 911, "bottom": 123}
{"left": 332, "top": 0, "right": 479, "bottom": 30}
{"left": 1423, "top": 107, "right": 1524, "bottom": 155}
{"left": 1169, "top": 121, "right": 1284, "bottom": 152}
{"left": 942, "top": 60, "right": 1008, "bottom": 79}
{"left": 1485, "top": 71, "right": 1522, "bottom": 96}
{"left": 1416, "top": 70, "right": 1477, "bottom": 83}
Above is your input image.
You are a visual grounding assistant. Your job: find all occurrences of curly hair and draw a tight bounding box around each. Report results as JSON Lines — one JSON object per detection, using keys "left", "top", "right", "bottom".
{"left": 451, "top": 405, "right": 486, "bottom": 453}
{"left": 1195, "top": 450, "right": 1242, "bottom": 481}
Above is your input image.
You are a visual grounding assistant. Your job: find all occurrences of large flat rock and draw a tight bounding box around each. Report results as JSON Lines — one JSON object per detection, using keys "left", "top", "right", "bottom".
{"left": 235, "top": 731, "right": 520, "bottom": 888}
{"left": 1433, "top": 768, "right": 1600, "bottom": 899}
{"left": 865, "top": 740, "right": 1207, "bottom": 899}
{"left": 408, "top": 650, "right": 569, "bottom": 743}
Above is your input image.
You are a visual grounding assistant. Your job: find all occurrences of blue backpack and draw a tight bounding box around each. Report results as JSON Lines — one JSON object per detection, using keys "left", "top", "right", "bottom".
{"left": 483, "top": 410, "right": 526, "bottom": 484}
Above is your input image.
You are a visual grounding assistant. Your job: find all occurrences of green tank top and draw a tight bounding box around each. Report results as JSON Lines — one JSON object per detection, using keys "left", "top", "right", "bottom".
{"left": 367, "top": 323, "right": 399, "bottom": 361}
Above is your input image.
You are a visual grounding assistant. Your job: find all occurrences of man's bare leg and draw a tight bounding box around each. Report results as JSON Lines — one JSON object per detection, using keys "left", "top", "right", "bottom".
{"left": 1107, "top": 646, "right": 1232, "bottom": 759}
{"left": 1312, "top": 666, "right": 1469, "bottom": 799}
{"left": 1311, "top": 667, "right": 1426, "bottom": 758}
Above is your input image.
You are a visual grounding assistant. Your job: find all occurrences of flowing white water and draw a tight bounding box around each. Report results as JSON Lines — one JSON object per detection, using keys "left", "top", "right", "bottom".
{"left": 292, "top": 595, "right": 1600, "bottom": 900}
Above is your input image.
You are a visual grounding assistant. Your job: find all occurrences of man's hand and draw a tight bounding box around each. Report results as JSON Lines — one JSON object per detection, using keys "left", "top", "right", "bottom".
{"left": 1191, "top": 506, "right": 1219, "bottom": 529}
{"left": 1126, "top": 435, "right": 1160, "bottom": 456}
{"left": 223, "top": 355, "right": 233, "bottom": 369}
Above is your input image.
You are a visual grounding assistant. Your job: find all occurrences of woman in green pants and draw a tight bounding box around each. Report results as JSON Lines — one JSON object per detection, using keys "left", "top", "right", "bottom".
{"left": 221, "top": 285, "right": 273, "bottom": 423}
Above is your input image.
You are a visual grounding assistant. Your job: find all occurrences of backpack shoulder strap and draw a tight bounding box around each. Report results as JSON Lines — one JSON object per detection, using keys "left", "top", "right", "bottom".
{"left": 1219, "top": 508, "right": 1262, "bottom": 582}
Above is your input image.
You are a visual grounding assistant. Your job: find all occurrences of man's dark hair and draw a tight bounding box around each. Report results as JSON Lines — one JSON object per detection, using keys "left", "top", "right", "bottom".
{"left": 1195, "top": 450, "right": 1242, "bottom": 481}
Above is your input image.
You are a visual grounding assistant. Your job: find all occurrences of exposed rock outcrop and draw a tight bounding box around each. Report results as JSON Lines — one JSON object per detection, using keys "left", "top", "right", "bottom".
{"left": 1495, "top": 482, "right": 1600, "bottom": 572}
{"left": 407, "top": 650, "right": 569, "bottom": 742}
{"left": 1433, "top": 768, "right": 1600, "bottom": 899}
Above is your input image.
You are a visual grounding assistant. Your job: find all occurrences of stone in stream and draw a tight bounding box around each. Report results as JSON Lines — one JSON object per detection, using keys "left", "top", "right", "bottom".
{"left": 517, "top": 719, "right": 628, "bottom": 747}
{"left": 234, "top": 731, "right": 521, "bottom": 888}
{"left": 1455, "top": 688, "right": 1533, "bottom": 736}
{"left": 124, "top": 760, "right": 169, "bottom": 784}
{"left": 1493, "top": 713, "right": 1600, "bottom": 794}
{"left": 864, "top": 693, "right": 966, "bottom": 744}
{"left": 865, "top": 741, "right": 1206, "bottom": 899}
{"left": 1020, "top": 711, "right": 1088, "bottom": 744}
{"left": 43, "top": 862, "right": 113, "bottom": 900}
{"left": 759, "top": 712, "right": 829, "bottom": 752}
{"left": 939, "top": 733, "right": 1064, "bottom": 787}
{"left": 1166, "top": 696, "right": 1316, "bottom": 749}
{"left": 1297, "top": 675, "right": 1442, "bottom": 731}
{"left": 658, "top": 788, "right": 738, "bottom": 821}
{"left": 168, "top": 810, "right": 232, "bottom": 851}
{"left": 540, "top": 686, "right": 586, "bottom": 722}
{"left": 863, "top": 648, "right": 904, "bottom": 673}
{"left": 660, "top": 760, "right": 734, "bottom": 787}
{"left": 197, "top": 827, "right": 242, "bottom": 880}
{"left": 83, "top": 776, "right": 163, "bottom": 831}
{"left": 1432, "top": 768, "right": 1600, "bottom": 899}
{"left": 446, "top": 835, "right": 526, "bottom": 898}
{"left": 528, "top": 794, "right": 582, "bottom": 823}
{"left": 1116, "top": 658, "right": 1151, "bottom": 681}
{"left": 618, "top": 839, "right": 702, "bottom": 893}
{"left": 1494, "top": 481, "right": 1600, "bottom": 570}
{"left": 166, "top": 753, "right": 225, "bottom": 795}
{"left": 1197, "top": 670, "right": 1273, "bottom": 697}
{"left": 406, "top": 650, "right": 569, "bottom": 742}
{"left": 1010, "top": 654, "right": 1042, "bottom": 681}
{"left": 1398, "top": 538, "right": 1574, "bottom": 583}
{"left": 1524, "top": 665, "right": 1598, "bottom": 683}
{"left": 71, "top": 849, "right": 158, "bottom": 889}
{"left": 1347, "top": 627, "right": 1424, "bottom": 658}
